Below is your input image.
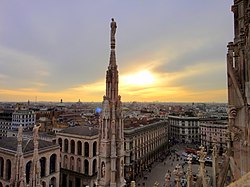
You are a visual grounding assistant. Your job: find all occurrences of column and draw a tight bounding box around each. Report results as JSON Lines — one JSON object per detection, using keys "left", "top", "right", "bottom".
{"left": 61, "top": 138, "right": 65, "bottom": 153}
{"left": 56, "top": 152, "right": 60, "bottom": 173}
{"left": 68, "top": 139, "right": 71, "bottom": 154}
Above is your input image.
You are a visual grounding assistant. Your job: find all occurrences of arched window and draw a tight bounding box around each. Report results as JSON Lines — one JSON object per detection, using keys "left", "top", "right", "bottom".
{"left": 63, "top": 155, "right": 68, "bottom": 169}
{"left": 93, "top": 141, "right": 97, "bottom": 157}
{"left": 49, "top": 177, "right": 56, "bottom": 187}
{"left": 50, "top": 154, "right": 56, "bottom": 174}
{"left": 77, "top": 158, "right": 81, "bottom": 173}
{"left": 84, "top": 142, "right": 89, "bottom": 157}
{"left": 70, "top": 140, "right": 75, "bottom": 154}
{"left": 92, "top": 159, "right": 97, "bottom": 175}
{"left": 77, "top": 141, "right": 82, "bottom": 155}
{"left": 6, "top": 159, "right": 11, "bottom": 180}
{"left": 64, "top": 139, "right": 68, "bottom": 153}
{"left": 84, "top": 160, "right": 89, "bottom": 175}
{"left": 41, "top": 181, "right": 46, "bottom": 187}
{"left": 26, "top": 161, "right": 32, "bottom": 184}
{"left": 70, "top": 157, "right": 74, "bottom": 171}
{"left": 58, "top": 138, "right": 62, "bottom": 150}
{"left": 40, "top": 157, "right": 46, "bottom": 177}
{"left": 0, "top": 157, "right": 4, "bottom": 177}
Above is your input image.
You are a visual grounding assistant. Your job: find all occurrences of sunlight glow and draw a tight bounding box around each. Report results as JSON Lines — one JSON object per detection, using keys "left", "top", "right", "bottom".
{"left": 122, "top": 70, "right": 155, "bottom": 86}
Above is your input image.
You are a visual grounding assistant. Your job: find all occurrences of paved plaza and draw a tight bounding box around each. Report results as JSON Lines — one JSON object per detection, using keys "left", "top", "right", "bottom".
{"left": 135, "top": 144, "right": 213, "bottom": 187}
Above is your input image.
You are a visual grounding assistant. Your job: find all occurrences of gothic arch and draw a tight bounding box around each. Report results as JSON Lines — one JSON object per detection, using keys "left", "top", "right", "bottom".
{"left": 63, "top": 155, "right": 68, "bottom": 169}
{"left": 40, "top": 157, "right": 46, "bottom": 177}
{"left": 0, "top": 157, "right": 4, "bottom": 177}
{"left": 92, "top": 159, "right": 97, "bottom": 174}
{"left": 84, "top": 142, "right": 89, "bottom": 157}
{"left": 49, "top": 177, "right": 56, "bottom": 187}
{"left": 84, "top": 159, "right": 89, "bottom": 175}
{"left": 70, "top": 140, "right": 75, "bottom": 154}
{"left": 50, "top": 154, "right": 56, "bottom": 174}
{"left": 77, "top": 158, "right": 81, "bottom": 173}
{"left": 64, "top": 139, "right": 68, "bottom": 153}
{"left": 6, "top": 159, "right": 11, "bottom": 180}
{"left": 41, "top": 181, "right": 46, "bottom": 187}
{"left": 77, "top": 141, "right": 82, "bottom": 155}
{"left": 58, "top": 138, "right": 62, "bottom": 150}
{"left": 26, "top": 161, "right": 32, "bottom": 184}
{"left": 93, "top": 141, "right": 97, "bottom": 157}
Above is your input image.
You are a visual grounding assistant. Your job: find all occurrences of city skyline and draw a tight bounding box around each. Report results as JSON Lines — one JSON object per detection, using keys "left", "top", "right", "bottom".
{"left": 0, "top": 1, "right": 233, "bottom": 102}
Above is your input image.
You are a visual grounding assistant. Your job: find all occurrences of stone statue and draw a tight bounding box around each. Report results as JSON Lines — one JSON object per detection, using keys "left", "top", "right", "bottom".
{"left": 110, "top": 18, "right": 117, "bottom": 42}
{"left": 33, "top": 124, "right": 41, "bottom": 142}
{"left": 101, "top": 162, "right": 105, "bottom": 178}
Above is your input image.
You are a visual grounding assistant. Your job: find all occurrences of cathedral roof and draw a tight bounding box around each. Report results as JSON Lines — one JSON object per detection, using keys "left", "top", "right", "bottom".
{"left": 0, "top": 137, "right": 57, "bottom": 153}
{"left": 59, "top": 125, "right": 98, "bottom": 136}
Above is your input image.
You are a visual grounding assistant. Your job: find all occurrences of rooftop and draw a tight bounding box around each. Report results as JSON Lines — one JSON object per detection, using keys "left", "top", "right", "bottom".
{"left": 0, "top": 137, "right": 57, "bottom": 153}
{"left": 58, "top": 125, "right": 98, "bottom": 136}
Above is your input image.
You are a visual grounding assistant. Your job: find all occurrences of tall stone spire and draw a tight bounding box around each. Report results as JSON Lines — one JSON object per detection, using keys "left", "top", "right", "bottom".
{"left": 13, "top": 125, "right": 27, "bottom": 187}
{"left": 29, "top": 124, "right": 41, "bottom": 187}
{"left": 98, "top": 18, "right": 125, "bottom": 187}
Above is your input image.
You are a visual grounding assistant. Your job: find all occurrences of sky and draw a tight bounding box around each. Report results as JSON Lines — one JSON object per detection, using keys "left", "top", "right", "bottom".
{"left": 0, "top": 1, "right": 233, "bottom": 102}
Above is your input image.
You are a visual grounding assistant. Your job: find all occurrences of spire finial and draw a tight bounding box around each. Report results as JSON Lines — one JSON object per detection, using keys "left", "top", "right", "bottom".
{"left": 110, "top": 18, "right": 117, "bottom": 49}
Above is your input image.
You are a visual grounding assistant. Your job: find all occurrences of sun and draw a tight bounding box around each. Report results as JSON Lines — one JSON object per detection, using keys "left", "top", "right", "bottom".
{"left": 122, "top": 70, "right": 155, "bottom": 86}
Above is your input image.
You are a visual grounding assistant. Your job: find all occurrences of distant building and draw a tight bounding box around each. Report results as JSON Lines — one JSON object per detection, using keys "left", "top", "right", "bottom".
{"left": 124, "top": 120, "right": 168, "bottom": 183}
{"left": 11, "top": 110, "right": 36, "bottom": 130}
{"left": 200, "top": 120, "right": 228, "bottom": 149}
{"left": 0, "top": 110, "right": 13, "bottom": 137}
{"left": 168, "top": 115, "right": 200, "bottom": 144}
{"left": 56, "top": 125, "right": 99, "bottom": 187}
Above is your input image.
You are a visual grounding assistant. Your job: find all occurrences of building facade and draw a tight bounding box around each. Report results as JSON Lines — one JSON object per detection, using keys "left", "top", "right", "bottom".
{"left": 0, "top": 110, "right": 13, "bottom": 137}
{"left": 200, "top": 121, "right": 228, "bottom": 149}
{"left": 56, "top": 126, "right": 99, "bottom": 187}
{"left": 168, "top": 115, "right": 200, "bottom": 144}
{"left": 124, "top": 120, "right": 168, "bottom": 183}
{"left": 97, "top": 19, "right": 125, "bottom": 187}
{"left": 11, "top": 110, "right": 36, "bottom": 130}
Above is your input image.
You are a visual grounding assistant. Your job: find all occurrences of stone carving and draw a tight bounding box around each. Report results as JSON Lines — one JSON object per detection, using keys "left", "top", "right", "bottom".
{"left": 173, "top": 164, "right": 183, "bottom": 187}
{"left": 164, "top": 172, "right": 171, "bottom": 187}
{"left": 230, "top": 126, "right": 242, "bottom": 141}
{"left": 228, "top": 106, "right": 237, "bottom": 119}
{"left": 197, "top": 145, "right": 207, "bottom": 161}
{"left": 101, "top": 162, "right": 105, "bottom": 178}
{"left": 102, "top": 98, "right": 110, "bottom": 119}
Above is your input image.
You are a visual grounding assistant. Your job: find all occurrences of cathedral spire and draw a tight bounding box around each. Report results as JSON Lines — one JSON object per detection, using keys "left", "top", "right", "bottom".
{"left": 98, "top": 18, "right": 125, "bottom": 187}
{"left": 13, "top": 125, "right": 26, "bottom": 187}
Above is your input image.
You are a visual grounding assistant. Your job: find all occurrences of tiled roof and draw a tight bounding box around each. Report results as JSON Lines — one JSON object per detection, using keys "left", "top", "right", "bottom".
{"left": 0, "top": 137, "right": 56, "bottom": 153}
{"left": 59, "top": 125, "right": 98, "bottom": 136}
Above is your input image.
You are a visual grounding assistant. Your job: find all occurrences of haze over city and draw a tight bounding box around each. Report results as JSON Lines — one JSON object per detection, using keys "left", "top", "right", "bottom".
{"left": 0, "top": 1, "right": 233, "bottom": 102}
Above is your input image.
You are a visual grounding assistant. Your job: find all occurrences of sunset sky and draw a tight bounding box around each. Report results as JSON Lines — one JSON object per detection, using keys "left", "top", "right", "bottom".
{"left": 0, "top": 1, "right": 233, "bottom": 102}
